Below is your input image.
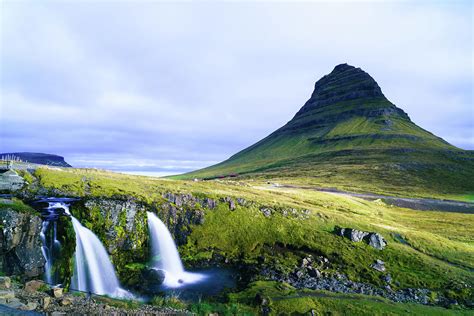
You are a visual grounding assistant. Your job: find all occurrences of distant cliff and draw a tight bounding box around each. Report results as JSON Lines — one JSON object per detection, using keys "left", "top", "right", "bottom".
{"left": 0, "top": 152, "right": 72, "bottom": 167}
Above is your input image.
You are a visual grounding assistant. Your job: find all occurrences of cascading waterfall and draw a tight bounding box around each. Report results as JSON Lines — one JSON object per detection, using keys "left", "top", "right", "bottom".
{"left": 40, "top": 202, "right": 64, "bottom": 285}
{"left": 38, "top": 199, "right": 131, "bottom": 298}
{"left": 69, "top": 216, "right": 131, "bottom": 298}
{"left": 147, "top": 211, "right": 205, "bottom": 288}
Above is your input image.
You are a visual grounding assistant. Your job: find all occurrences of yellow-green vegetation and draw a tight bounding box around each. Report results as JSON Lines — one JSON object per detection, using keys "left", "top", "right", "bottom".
{"left": 31, "top": 167, "right": 474, "bottom": 306}
{"left": 226, "top": 281, "right": 472, "bottom": 315}
{"left": 0, "top": 197, "right": 38, "bottom": 214}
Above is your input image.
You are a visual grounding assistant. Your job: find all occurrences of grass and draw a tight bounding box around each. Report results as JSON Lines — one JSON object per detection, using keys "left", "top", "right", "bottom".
{"left": 31, "top": 167, "right": 474, "bottom": 303}
{"left": 0, "top": 197, "right": 38, "bottom": 214}
{"left": 227, "top": 281, "right": 473, "bottom": 315}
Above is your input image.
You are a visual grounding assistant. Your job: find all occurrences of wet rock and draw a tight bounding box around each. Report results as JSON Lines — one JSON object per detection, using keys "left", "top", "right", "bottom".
{"left": 61, "top": 297, "right": 74, "bottom": 306}
{"left": 24, "top": 280, "right": 45, "bottom": 293}
{"left": 0, "top": 276, "right": 11, "bottom": 289}
{"left": 141, "top": 268, "right": 166, "bottom": 293}
{"left": 42, "top": 296, "right": 51, "bottom": 309}
{"left": 0, "top": 209, "right": 45, "bottom": 278}
{"left": 5, "top": 297, "right": 25, "bottom": 309}
{"left": 371, "top": 259, "right": 386, "bottom": 272}
{"left": 52, "top": 287, "right": 63, "bottom": 298}
{"left": 0, "top": 290, "right": 15, "bottom": 299}
{"left": 19, "top": 301, "right": 38, "bottom": 311}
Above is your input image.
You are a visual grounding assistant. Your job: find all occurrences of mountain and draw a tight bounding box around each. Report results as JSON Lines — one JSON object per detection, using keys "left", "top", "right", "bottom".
{"left": 179, "top": 64, "right": 474, "bottom": 196}
{"left": 0, "top": 152, "right": 72, "bottom": 167}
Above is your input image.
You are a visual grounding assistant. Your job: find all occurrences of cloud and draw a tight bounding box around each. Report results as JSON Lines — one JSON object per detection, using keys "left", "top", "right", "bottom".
{"left": 1, "top": 1, "right": 472, "bottom": 173}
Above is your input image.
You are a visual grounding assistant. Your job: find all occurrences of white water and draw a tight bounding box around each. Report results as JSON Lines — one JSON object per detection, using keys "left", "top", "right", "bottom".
{"left": 40, "top": 202, "right": 62, "bottom": 285}
{"left": 147, "top": 212, "right": 205, "bottom": 288}
{"left": 44, "top": 202, "right": 131, "bottom": 298}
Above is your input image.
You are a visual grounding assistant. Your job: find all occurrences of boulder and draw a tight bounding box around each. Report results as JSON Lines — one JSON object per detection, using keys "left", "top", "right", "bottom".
{"left": 371, "top": 259, "right": 386, "bottom": 272}
{"left": 0, "top": 276, "right": 11, "bottom": 289}
{"left": 260, "top": 208, "right": 272, "bottom": 217}
{"left": 141, "top": 268, "right": 166, "bottom": 294}
{"left": 335, "top": 226, "right": 387, "bottom": 250}
{"left": 0, "top": 290, "right": 15, "bottom": 299}
{"left": 42, "top": 296, "right": 51, "bottom": 309}
{"left": 0, "top": 209, "right": 45, "bottom": 278}
{"left": 349, "top": 230, "right": 369, "bottom": 242}
{"left": 308, "top": 267, "right": 321, "bottom": 278}
{"left": 24, "top": 280, "right": 45, "bottom": 293}
{"left": 368, "top": 233, "right": 387, "bottom": 250}
{"left": 223, "top": 197, "right": 236, "bottom": 210}
{"left": 61, "top": 297, "right": 74, "bottom": 306}
{"left": 52, "top": 287, "right": 63, "bottom": 298}
{"left": 19, "top": 301, "right": 38, "bottom": 311}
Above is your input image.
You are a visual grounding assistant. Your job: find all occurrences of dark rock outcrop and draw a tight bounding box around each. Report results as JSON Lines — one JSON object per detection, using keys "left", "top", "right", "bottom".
{"left": 0, "top": 152, "right": 72, "bottom": 167}
{"left": 335, "top": 227, "right": 387, "bottom": 250}
{"left": 0, "top": 209, "right": 45, "bottom": 278}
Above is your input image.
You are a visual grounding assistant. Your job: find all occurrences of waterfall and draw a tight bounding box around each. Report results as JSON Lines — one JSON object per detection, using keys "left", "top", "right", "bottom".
{"left": 40, "top": 202, "right": 63, "bottom": 285}
{"left": 37, "top": 199, "right": 131, "bottom": 298}
{"left": 147, "top": 212, "right": 205, "bottom": 288}
{"left": 69, "top": 216, "right": 130, "bottom": 298}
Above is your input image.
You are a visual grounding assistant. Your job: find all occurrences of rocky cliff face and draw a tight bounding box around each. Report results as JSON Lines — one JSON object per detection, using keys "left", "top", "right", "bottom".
{"left": 0, "top": 209, "right": 45, "bottom": 278}
{"left": 0, "top": 152, "right": 71, "bottom": 167}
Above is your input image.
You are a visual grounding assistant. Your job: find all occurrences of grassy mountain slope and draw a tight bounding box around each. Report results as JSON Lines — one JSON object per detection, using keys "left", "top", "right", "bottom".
{"left": 177, "top": 64, "right": 474, "bottom": 197}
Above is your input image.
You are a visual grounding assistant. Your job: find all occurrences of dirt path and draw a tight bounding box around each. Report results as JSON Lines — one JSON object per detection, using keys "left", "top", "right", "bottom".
{"left": 276, "top": 185, "right": 474, "bottom": 213}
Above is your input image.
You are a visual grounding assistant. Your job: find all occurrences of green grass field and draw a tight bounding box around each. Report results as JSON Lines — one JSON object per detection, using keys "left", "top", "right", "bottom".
{"left": 28, "top": 167, "right": 474, "bottom": 314}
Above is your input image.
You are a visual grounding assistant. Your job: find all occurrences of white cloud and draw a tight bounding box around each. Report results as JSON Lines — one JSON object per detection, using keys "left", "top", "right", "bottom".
{"left": 0, "top": 0, "right": 472, "bottom": 173}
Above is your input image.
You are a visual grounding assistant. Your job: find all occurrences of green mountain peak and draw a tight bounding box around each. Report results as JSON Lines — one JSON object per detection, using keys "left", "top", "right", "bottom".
{"left": 179, "top": 64, "right": 473, "bottom": 196}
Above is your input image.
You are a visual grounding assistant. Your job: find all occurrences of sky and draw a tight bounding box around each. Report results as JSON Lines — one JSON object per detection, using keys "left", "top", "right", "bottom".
{"left": 1, "top": 0, "right": 473, "bottom": 175}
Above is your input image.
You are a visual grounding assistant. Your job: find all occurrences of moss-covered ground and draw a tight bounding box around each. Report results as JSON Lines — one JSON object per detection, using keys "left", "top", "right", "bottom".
{"left": 24, "top": 167, "right": 474, "bottom": 313}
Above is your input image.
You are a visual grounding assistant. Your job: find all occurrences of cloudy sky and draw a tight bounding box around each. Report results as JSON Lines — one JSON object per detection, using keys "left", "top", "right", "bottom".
{"left": 1, "top": 0, "right": 472, "bottom": 175}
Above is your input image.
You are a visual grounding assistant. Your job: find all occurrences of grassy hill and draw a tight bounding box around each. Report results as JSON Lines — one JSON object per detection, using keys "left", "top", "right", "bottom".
{"left": 19, "top": 167, "right": 474, "bottom": 313}
{"left": 177, "top": 64, "right": 474, "bottom": 198}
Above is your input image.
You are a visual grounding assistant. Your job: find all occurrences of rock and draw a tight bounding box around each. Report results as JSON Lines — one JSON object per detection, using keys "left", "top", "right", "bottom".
{"left": 382, "top": 274, "right": 392, "bottom": 284}
{"left": 5, "top": 297, "right": 25, "bottom": 309}
{"left": 19, "top": 301, "right": 38, "bottom": 311}
{"left": 203, "top": 197, "right": 217, "bottom": 209}
{"left": 0, "top": 169, "right": 25, "bottom": 191}
{"left": 0, "top": 209, "right": 45, "bottom": 278}
{"left": 308, "top": 267, "right": 321, "bottom": 278}
{"left": 349, "top": 229, "right": 369, "bottom": 242}
{"left": 52, "top": 287, "right": 63, "bottom": 298}
{"left": 61, "top": 297, "right": 74, "bottom": 306}
{"left": 260, "top": 208, "right": 272, "bottom": 217}
{"left": 42, "top": 296, "right": 51, "bottom": 309}
{"left": 254, "top": 293, "right": 269, "bottom": 306}
{"left": 371, "top": 259, "right": 386, "bottom": 272}
{"left": 368, "top": 233, "right": 387, "bottom": 250}
{"left": 24, "top": 280, "right": 45, "bottom": 293}
{"left": 224, "top": 197, "right": 236, "bottom": 210}
{"left": 0, "top": 290, "right": 15, "bottom": 299}
{"left": 51, "top": 312, "right": 67, "bottom": 316}
{"left": 301, "top": 257, "right": 312, "bottom": 267}
{"left": 0, "top": 276, "right": 11, "bottom": 289}
{"left": 236, "top": 198, "right": 247, "bottom": 206}
{"left": 335, "top": 226, "right": 387, "bottom": 250}
{"left": 141, "top": 268, "right": 166, "bottom": 293}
